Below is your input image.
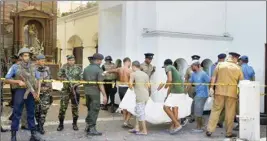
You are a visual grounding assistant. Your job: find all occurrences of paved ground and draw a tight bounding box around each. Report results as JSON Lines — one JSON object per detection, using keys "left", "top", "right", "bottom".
{"left": 1, "top": 100, "right": 266, "bottom": 141}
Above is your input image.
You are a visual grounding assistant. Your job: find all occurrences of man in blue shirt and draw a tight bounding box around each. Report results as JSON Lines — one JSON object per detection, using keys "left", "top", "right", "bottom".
{"left": 239, "top": 55, "right": 255, "bottom": 81}
{"left": 189, "top": 60, "right": 210, "bottom": 133}
{"left": 5, "top": 47, "right": 44, "bottom": 141}
{"left": 233, "top": 55, "right": 255, "bottom": 131}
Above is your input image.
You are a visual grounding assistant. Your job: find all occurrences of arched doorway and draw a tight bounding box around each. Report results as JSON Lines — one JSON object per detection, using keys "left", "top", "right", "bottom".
{"left": 67, "top": 35, "right": 83, "bottom": 66}
{"left": 201, "top": 59, "right": 213, "bottom": 76}
{"left": 174, "top": 58, "right": 188, "bottom": 79}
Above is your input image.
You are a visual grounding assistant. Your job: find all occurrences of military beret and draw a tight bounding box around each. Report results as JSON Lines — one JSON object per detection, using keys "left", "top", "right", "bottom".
{"left": 191, "top": 55, "right": 200, "bottom": 60}
{"left": 162, "top": 59, "right": 173, "bottom": 68}
{"left": 229, "top": 52, "right": 240, "bottom": 58}
{"left": 144, "top": 53, "right": 154, "bottom": 59}
{"left": 218, "top": 53, "right": 226, "bottom": 59}
{"left": 88, "top": 56, "right": 93, "bottom": 61}
{"left": 66, "top": 55, "right": 75, "bottom": 60}
{"left": 105, "top": 56, "right": 113, "bottom": 61}
{"left": 240, "top": 55, "right": 249, "bottom": 62}
{"left": 36, "top": 54, "right": 46, "bottom": 60}
{"left": 92, "top": 53, "right": 104, "bottom": 60}
{"left": 10, "top": 55, "right": 19, "bottom": 59}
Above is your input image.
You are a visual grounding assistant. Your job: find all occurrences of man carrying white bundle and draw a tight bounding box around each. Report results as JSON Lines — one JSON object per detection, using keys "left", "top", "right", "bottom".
{"left": 158, "top": 59, "right": 185, "bottom": 135}
{"left": 189, "top": 60, "right": 210, "bottom": 133}
{"left": 128, "top": 61, "right": 150, "bottom": 135}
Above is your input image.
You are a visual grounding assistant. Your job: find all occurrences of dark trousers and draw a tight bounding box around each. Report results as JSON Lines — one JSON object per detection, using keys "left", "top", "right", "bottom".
{"left": 10, "top": 88, "right": 16, "bottom": 106}
{"left": 118, "top": 87, "right": 128, "bottom": 101}
{"left": 11, "top": 89, "right": 35, "bottom": 131}
{"left": 85, "top": 94, "right": 100, "bottom": 128}
{"left": 103, "top": 80, "right": 117, "bottom": 105}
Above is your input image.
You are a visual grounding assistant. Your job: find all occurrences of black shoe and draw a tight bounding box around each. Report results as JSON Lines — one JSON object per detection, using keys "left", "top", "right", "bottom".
{"left": 87, "top": 127, "right": 102, "bottom": 136}
{"left": 1, "top": 126, "right": 8, "bottom": 132}
{"left": 216, "top": 123, "right": 223, "bottom": 128}
{"left": 30, "top": 130, "right": 45, "bottom": 141}
{"left": 21, "top": 125, "right": 28, "bottom": 130}
{"left": 206, "top": 131, "right": 212, "bottom": 137}
{"left": 189, "top": 118, "right": 195, "bottom": 123}
{"left": 84, "top": 126, "right": 89, "bottom": 132}
{"left": 233, "top": 124, "right": 239, "bottom": 131}
{"left": 225, "top": 133, "right": 237, "bottom": 138}
{"left": 110, "top": 104, "right": 115, "bottom": 113}
{"left": 11, "top": 131, "right": 17, "bottom": 141}
{"left": 181, "top": 118, "right": 188, "bottom": 127}
{"left": 101, "top": 105, "right": 108, "bottom": 111}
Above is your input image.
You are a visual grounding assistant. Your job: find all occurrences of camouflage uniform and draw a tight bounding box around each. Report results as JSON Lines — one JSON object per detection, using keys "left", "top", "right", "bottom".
{"left": 140, "top": 53, "right": 155, "bottom": 95}
{"left": 101, "top": 61, "right": 117, "bottom": 111}
{"left": 35, "top": 65, "right": 52, "bottom": 134}
{"left": 57, "top": 61, "right": 82, "bottom": 131}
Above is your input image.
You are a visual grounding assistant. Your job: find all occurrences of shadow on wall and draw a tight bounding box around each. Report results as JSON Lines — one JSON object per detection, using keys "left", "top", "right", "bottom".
{"left": 174, "top": 58, "right": 188, "bottom": 78}
{"left": 173, "top": 58, "right": 213, "bottom": 78}
{"left": 201, "top": 59, "right": 213, "bottom": 76}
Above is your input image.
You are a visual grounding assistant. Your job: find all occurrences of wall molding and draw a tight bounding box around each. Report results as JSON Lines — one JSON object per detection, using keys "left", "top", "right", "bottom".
{"left": 142, "top": 28, "right": 233, "bottom": 41}
{"left": 57, "top": 7, "right": 98, "bottom": 24}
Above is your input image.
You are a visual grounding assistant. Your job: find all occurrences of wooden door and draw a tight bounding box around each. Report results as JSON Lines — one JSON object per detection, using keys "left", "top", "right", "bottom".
{"left": 73, "top": 46, "right": 83, "bottom": 67}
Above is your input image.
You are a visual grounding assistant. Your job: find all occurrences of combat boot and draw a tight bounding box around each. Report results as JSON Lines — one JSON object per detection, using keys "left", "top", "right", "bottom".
{"left": 87, "top": 127, "right": 102, "bottom": 136}
{"left": 11, "top": 131, "right": 17, "bottom": 141}
{"left": 39, "top": 123, "right": 45, "bottom": 135}
{"left": 84, "top": 124, "right": 89, "bottom": 132}
{"left": 29, "top": 130, "right": 45, "bottom": 141}
{"left": 57, "top": 118, "right": 64, "bottom": 131}
{"left": 72, "top": 118, "right": 79, "bottom": 131}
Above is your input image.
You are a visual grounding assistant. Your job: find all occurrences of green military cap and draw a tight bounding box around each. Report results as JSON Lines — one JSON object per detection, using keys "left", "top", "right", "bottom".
{"left": 66, "top": 55, "right": 75, "bottom": 60}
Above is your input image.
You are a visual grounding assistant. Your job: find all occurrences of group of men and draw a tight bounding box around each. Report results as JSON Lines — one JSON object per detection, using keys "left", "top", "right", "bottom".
{"left": 1, "top": 46, "right": 255, "bottom": 140}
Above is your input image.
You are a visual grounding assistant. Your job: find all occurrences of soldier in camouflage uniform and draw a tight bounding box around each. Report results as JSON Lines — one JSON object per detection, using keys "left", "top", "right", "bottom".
{"left": 57, "top": 55, "right": 83, "bottom": 131}
{"left": 140, "top": 53, "right": 156, "bottom": 95}
{"left": 101, "top": 56, "right": 117, "bottom": 113}
{"left": 5, "top": 47, "right": 44, "bottom": 141}
{"left": 184, "top": 55, "right": 201, "bottom": 123}
{"left": 34, "top": 54, "right": 53, "bottom": 134}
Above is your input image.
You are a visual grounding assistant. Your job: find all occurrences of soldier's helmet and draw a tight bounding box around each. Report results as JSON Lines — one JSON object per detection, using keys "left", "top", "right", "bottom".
{"left": 17, "top": 47, "right": 32, "bottom": 56}
{"left": 105, "top": 56, "right": 112, "bottom": 61}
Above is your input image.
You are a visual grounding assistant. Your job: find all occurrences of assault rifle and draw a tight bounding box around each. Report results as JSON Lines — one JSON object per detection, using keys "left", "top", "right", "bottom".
{"left": 19, "top": 71, "right": 40, "bottom": 101}
{"left": 62, "top": 69, "right": 80, "bottom": 105}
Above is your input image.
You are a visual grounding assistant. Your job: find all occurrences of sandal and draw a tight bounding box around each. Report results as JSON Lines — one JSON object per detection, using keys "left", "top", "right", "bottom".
{"left": 129, "top": 129, "right": 139, "bottom": 133}
{"left": 135, "top": 131, "right": 147, "bottom": 135}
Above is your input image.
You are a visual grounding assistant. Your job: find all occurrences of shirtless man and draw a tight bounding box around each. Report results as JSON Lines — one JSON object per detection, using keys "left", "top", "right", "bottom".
{"left": 104, "top": 57, "right": 133, "bottom": 128}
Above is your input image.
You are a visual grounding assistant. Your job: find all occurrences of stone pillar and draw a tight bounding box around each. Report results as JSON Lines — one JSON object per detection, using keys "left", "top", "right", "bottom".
{"left": 238, "top": 80, "right": 260, "bottom": 141}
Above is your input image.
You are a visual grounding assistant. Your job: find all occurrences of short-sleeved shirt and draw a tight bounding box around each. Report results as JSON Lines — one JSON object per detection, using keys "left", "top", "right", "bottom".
{"left": 130, "top": 70, "right": 149, "bottom": 103}
{"left": 165, "top": 65, "right": 184, "bottom": 94}
{"left": 140, "top": 62, "right": 154, "bottom": 78}
{"left": 83, "top": 64, "right": 104, "bottom": 95}
{"left": 241, "top": 63, "right": 255, "bottom": 80}
{"left": 6, "top": 64, "right": 40, "bottom": 79}
{"left": 189, "top": 70, "right": 210, "bottom": 97}
{"left": 213, "top": 60, "right": 244, "bottom": 98}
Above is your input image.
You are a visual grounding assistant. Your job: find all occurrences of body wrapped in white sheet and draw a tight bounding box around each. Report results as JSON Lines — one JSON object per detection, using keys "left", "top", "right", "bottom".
{"left": 118, "top": 88, "right": 193, "bottom": 124}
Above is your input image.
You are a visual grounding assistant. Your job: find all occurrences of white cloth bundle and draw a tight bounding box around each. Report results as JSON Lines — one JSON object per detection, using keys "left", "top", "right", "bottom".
{"left": 118, "top": 88, "right": 193, "bottom": 124}
{"left": 204, "top": 97, "right": 213, "bottom": 111}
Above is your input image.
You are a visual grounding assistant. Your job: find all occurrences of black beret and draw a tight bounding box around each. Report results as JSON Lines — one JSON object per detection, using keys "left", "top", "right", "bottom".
{"left": 105, "top": 56, "right": 112, "bottom": 61}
